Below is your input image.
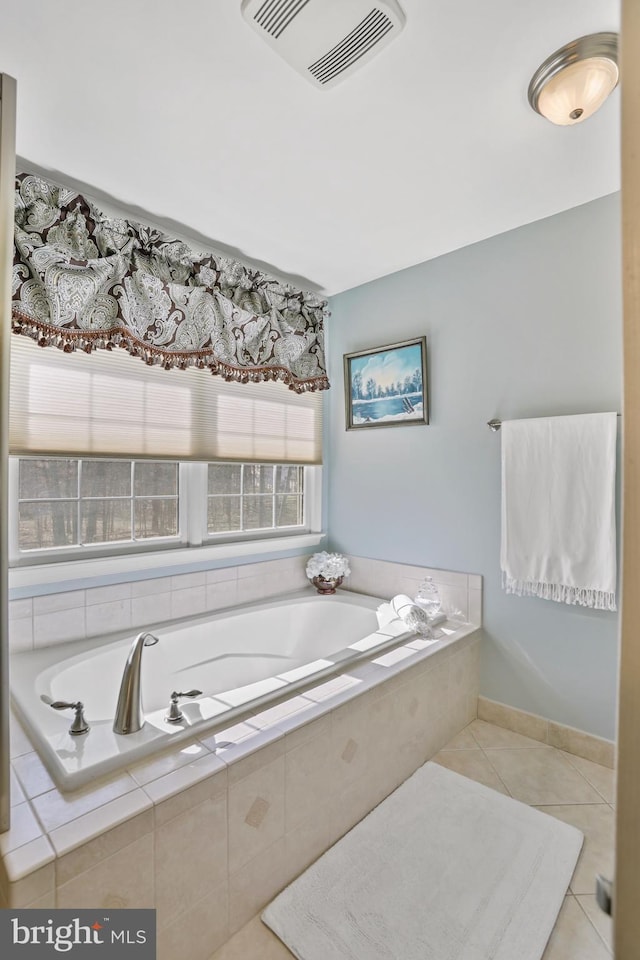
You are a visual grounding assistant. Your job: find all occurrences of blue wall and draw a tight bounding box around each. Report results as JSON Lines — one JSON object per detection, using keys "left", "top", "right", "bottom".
{"left": 326, "top": 194, "right": 622, "bottom": 740}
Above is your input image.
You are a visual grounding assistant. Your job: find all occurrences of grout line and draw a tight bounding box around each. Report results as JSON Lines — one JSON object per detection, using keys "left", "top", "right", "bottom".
{"left": 472, "top": 740, "right": 514, "bottom": 797}
{"left": 574, "top": 892, "right": 614, "bottom": 955}
{"left": 459, "top": 724, "right": 615, "bottom": 809}
{"left": 554, "top": 753, "right": 615, "bottom": 802}
{"left": 20, "top": 794, "right": 48, "bottom": 842}
{"left": 30, "top": 778, "right": 143, "bottom": 837}
{"left": 475, "top": 730, "right": 609, "bottom": 802}
{"left": 560, "top": 752, "right": 613, "bottom": 804}
{"left": 466, "top": 727, "right": 612, "bottom": 805}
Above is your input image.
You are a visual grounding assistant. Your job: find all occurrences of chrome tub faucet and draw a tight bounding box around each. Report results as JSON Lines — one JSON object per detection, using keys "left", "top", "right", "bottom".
{"left": 113, "top": 632, "right": 159, "bottom": 735}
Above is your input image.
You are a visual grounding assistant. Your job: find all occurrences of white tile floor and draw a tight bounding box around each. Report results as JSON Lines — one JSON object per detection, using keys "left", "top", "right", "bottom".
{"left": 209, "top": 719, "right": 615, "bottom": 960}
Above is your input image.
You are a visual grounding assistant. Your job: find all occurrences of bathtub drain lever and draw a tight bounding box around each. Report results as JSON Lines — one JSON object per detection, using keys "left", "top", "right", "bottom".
{"left": 165, "top": 689, "right": 203, "bottom": 723}
{"left": 41, "top": 694, "right": 90, "bottom": 736}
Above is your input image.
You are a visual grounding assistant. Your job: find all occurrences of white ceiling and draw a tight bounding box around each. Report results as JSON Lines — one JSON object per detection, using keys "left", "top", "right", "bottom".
{"left": 2, "top": 0, "right": 620, "bottom": 296}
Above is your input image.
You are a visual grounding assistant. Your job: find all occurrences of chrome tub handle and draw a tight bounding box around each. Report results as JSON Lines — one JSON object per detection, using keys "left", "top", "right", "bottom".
{"left": 41, "top": 694, "right": 90, "bottom": 736}
{"left": 165, "top": 689, "right": 203, "bottom": 724}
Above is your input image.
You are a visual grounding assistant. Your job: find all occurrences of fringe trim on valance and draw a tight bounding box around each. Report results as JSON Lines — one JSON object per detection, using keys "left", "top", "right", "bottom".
{"left": 502, "top": 573, "right": 617, "bottom": 611}
{"left": 11, "top": 311, "right": 330, "bottom": 393}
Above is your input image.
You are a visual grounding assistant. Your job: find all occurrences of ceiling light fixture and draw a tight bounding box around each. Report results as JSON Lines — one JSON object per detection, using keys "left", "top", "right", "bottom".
{"left": 528, "top": 32, "right": 619, "bottom": 125}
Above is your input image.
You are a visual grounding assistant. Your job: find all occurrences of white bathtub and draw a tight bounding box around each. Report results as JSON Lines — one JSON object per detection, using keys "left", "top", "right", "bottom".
{"left": 11, "top": 590, "right": 414, "bottom": 791}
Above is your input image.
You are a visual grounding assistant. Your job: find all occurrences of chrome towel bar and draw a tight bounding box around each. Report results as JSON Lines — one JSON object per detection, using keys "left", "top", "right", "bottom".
{"left": 487, "top": 414, "right": 621, "bottom": 432}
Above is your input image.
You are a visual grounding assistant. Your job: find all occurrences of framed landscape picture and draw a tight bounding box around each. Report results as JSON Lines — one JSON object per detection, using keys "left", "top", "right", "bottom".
{"left": 343, "top": 336, "right": 428, "bottom": 430}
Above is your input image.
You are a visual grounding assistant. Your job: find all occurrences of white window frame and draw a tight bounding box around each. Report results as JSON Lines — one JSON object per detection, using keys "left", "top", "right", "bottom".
{"left": 203, "top": 462, "right": 309, "bottom": 544}
{"left": 8, "top": 457, "right": 188, "bottom": 563}
{"left": 8, "top": 458, "right": 324, "bottom": 589}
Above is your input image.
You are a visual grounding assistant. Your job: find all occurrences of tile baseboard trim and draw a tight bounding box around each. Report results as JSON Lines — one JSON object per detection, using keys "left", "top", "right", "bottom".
{"left": 477, "top": 696, "right": 615, "bottom": 769}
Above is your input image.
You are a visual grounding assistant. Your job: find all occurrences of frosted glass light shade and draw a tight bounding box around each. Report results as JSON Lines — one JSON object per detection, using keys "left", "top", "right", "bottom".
{"left": 528, "top": 33, "right": 619, "bottom": 126}
{"left": 537, "top": 58, "right": 618, "bottom": 125}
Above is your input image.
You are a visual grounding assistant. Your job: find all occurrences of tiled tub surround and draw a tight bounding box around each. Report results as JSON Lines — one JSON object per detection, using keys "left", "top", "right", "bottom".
{"left": 7, "top": 557, "right": 312, "bottom": 654}
{"left": 7, "top": 555, "right": 482, "bottom": 654}
{"left": 11, "top": 592, "right": 424, "bottom": 790}
{"left": 3, "top": 554, "right": 482, "bottom": 955}
{"left": 345, "top": 555, "right": 482, "bottom": 625}
{"left": 1, "top": 622, "right": 480, "bottom": 959}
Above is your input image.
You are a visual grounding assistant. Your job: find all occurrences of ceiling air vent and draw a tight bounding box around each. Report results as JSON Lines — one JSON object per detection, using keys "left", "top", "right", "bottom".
{"left": 241, "top": 0, "right": 406, "bottom": 89}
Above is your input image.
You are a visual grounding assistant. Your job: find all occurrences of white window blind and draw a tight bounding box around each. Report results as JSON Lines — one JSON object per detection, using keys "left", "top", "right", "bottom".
{"left": 9, "top": 336, "right": 323, "bottom": 464}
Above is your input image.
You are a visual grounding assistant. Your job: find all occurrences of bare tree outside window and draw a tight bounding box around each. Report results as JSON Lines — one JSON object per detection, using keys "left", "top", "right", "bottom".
{"left": 207, "top": 463, "right": 304, "bottom": 535}
{"left": 16, "top": 458, "right": 306, "bottom": 553}
{"left": 17, "top": 459, "right": 179, "bottom": 551}
{"left": 19, "top": 460, "right": 78, "bottom": 549}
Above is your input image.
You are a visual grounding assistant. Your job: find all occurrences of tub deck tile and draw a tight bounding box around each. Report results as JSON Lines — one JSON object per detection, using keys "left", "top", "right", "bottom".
{"left": 10, "top": 767, "right": 26, "bottom": 807}
{"left": 303, "top": 674, "right": 362, "bottom": 703}
{"left": 48, "top": 788, "right": 153, "bottom": 857}
{"left": 1, "top": 836, "right": 56, "bottom": 886}
{"left": 128, "top": 738, "right": 213, "bottom": 788}
{"left": 55, "top": 808, "right": 155, "bottom": 886}
{"left": 200, "top": 721, "right": 285, "bottom": 780}
{"left": 249, "top": 698, "right": 330, "bottom": 738}
{"left": 247, "top": 696, "right": 320, "bottom": 732}
{"left": 12, "top": 750, "right": 56, "bottom": 799}
{"left": 30, "top": 771, "right": 139, "bottom": 833}
{"left": 220, "top": 736, "right": 285, "bottom": 788}
{"left": 0, "top": 802, "right": 44, "bottom": 857}
{"left": 142, "top": 752, "right": 228, "bottom": 809}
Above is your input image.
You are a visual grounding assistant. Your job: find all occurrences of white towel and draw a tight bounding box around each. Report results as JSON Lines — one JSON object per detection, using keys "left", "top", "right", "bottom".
{"left": 390, "top": 594, "right": 431, "bottom": 632}
{"left": 500, "top": 413, "right": 617, "bottom": 610}
{"left": 376, "top": 602, "right": 397, "bottom": 628}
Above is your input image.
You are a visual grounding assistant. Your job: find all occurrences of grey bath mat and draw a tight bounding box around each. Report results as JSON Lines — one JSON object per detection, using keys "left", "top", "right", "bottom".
{"left": 263, "top": 761, "right": 583, "bottom": 960}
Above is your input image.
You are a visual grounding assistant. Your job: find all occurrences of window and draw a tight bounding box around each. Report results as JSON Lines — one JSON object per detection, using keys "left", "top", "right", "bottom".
{"left": 207, "top": 464, "right": 304, "bottom": 535}
{"left": 16, "top": 459, "right": 181, "bottom": 552}
{"left": 10, "top": 457, "right": 313, "bottom": 561}
{"left": 9, "top": 334, "right": 323, "bottom": 565}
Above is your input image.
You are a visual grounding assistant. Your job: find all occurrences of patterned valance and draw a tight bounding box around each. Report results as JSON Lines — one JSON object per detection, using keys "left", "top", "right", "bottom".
{"left": 11, "top": 173, "right": 329, "bottom": 393}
